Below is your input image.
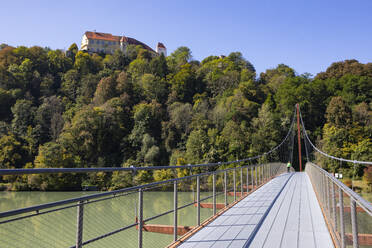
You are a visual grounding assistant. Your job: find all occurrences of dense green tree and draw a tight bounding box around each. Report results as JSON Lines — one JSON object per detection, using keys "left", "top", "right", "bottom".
{"left": 60, "top": 69, "right": 80, "bottom": 100}
{"left": 139, "top": 73, "right": 168, "bottom": 104}
{"left": 167, "top": 46, "right": 192, "bottom": 72}
{"left": 0, "top": 88, "right": 15, "bottom": 121}
{"left": 0, "top": 133, "right": 27, "bottom": 168}
{"left": 325, "top": 96, "right": 352, "bottom": 127}
{"left": 0, "top": 43, "right": 371, "bottom": 190}
{"left": 315, "top": 59, "right": 372, "bottom": 80}
{"left": 35, "top": 96, "right": 64, "bottom": 143}
{"left": 31, "top": 142, "right": 81, "bottom": 190}
{"left": 93, "top": 76, "right": 117, "bottom": 105}
{"left": 127, "top": 58, "right": 150, "bottom": 82}
{"left": 11, "top": 100, "right": 35, "bottom": 136}
{"left": 67, "top": 43, "right": 78, "bottom": 62}
{"left": 150, "top": 54, "right": 168, "bottom": 78}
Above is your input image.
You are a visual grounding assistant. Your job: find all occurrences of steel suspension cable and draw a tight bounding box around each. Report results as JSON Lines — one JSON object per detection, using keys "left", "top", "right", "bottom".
{"left": 298, "top": 106, "right": 372, "bottom": 165}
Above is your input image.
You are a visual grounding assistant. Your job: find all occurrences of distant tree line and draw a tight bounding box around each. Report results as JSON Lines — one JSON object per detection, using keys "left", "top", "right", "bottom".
{"left": 0, "top": 43, "right": 370, "bottom": 190}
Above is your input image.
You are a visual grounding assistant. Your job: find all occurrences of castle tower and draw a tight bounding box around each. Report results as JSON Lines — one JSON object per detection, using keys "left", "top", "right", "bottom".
{"left": 120, "top": 36, "right": 128, "bottom": 53}
{"left": 156, "top": 42, "right": 167, "bottom": 56}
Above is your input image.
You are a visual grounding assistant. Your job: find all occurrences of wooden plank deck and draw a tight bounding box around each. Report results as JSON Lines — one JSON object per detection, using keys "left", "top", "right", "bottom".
{"left": 177, "top": 172, "right": 334, "bottom": 248}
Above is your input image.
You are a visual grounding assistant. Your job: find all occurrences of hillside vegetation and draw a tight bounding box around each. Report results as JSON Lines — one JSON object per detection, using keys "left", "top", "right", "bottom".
{"left": 0, "top": 43, "right": 370, "bottom": 190}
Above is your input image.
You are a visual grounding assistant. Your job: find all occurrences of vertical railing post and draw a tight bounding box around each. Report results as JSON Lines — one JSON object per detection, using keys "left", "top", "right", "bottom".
{"left": 76, "top": 201, "right": 84, "bottom": 248}
{"left": 350, "top": 199, "right": 359, "bottom": 248}
{"left": 339, "top": 188, "right": 345, "bottom": 248}
{"left": 269, "top": 164, "right": 272, "bottom": 178}
{"left": 331, "top": 182, "right": 337, "bottom": 232}
{"left": 246, "top": 167, "right": 249, "bottom": 194}
{"left": 213, "top": 173, "right": 216, "bottom": 215}
{"left": 233, "top": 169, "right": 236, "bottom": 202}
{"left": 251, "top": 166, "right": 254, "bottom": 189}
{"left": 326, "top": 178, "right": 330, "bottom": 217}
{"left": 138, "top": 189, "right": 143, "bottom": 248}
{"left": 258, "top": 165, "right": 260, "bottom": 185}
{"left": 255, "top": 165, "right": 258, "bottom": 187}
{"left": 224, "top": 171, "right": 227, "bottom": 206}
{"left": 240, "top": 168, "right": 243, "bottom": 197}
{"left": 197, "top": 176, "right": 200, "bottom": 226}
{"left": 174, "top": 181, "right": 178, "bottom": 241}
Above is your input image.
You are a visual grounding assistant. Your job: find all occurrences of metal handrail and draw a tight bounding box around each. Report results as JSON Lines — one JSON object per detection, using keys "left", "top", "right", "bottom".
{"left": 307, "top": 162, "right": 372, "bottom": 215}
{"left": 306, "top": 162, "right": 372, "bottom": 248}
{"left": 0, "top": 162, "right": 281, "bottom": 219}
{"left": 1, "top": 162, "right": 287, "bottom": 248}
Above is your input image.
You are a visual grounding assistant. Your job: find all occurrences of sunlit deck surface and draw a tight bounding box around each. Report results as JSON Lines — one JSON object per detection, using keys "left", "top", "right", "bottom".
{"left": 178, "top": 172, "right": 334, "bottom": 248}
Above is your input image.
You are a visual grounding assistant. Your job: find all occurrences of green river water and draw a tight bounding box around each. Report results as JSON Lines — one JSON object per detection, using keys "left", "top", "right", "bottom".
{"left": 0, "top": 191, "right": 228, "bottom": 248}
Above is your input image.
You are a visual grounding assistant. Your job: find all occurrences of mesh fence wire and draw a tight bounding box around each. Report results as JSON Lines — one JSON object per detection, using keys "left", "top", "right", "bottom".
{"left": 0, "top": 164, "right": 288, "bottom": 248}
{"left": 0, "top": 204, "right": 77, "bottom": 248}
{"left": 82, "top": 190, "right": 138, "bottom": 247}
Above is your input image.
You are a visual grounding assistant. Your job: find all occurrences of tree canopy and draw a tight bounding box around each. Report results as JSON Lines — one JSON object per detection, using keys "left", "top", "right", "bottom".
{"left": 0, "top": 44, "right": 370, "bottom": 190}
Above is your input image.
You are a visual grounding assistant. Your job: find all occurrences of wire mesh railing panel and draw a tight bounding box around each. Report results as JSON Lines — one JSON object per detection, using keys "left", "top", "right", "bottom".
{"left": 199, "top": 174, "right": 214, "bottom": 224}
{"left": 215, "top": 172, "right": 226, "bottom": 212}
{"left": 82, "top": 191, "right": 138, "bottom": 245}
{"left": 177, "top": 177, "right": 195, "bottom": 207}
{"left": 83, "top": 228, "right": 138, "bottom": 248}
{"left": 143, "top": 227, "right": 174, "bottom": 248}
{"left": 356, "top": 201, "right": 372, "bottom": 248}
{"left": 143, "top": 183, "right": 173, "bottom": 220}
{"left": 306, "top": 162, "right": 372, "bottom": 248}
{"left": 0, "top": 206, "right": 76, "bottom": 248}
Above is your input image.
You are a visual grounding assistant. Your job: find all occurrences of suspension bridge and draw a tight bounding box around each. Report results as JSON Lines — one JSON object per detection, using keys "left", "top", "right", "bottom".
{"left": 0, "top": 105, "right": 371, "bottom": 248}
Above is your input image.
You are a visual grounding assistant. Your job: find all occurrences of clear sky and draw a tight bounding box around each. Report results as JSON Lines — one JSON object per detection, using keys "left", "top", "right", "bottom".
{"left": 1, "top": 0, "right": 371, "bottom": 76}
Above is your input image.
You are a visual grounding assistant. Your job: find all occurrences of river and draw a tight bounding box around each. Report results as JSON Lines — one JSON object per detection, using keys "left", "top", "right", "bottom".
{"left": 0, "top": 191, "right": 228, "bottom": 248}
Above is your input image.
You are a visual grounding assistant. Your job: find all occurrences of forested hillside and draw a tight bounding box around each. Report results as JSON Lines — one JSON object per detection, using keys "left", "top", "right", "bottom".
{"left": 0, "top": 43, "right": 370, "bottom": 190}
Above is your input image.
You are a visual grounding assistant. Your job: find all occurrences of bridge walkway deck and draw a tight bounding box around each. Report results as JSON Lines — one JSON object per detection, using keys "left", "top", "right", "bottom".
{"left": 178, "top": 172, "right": 334, "bottom": 248}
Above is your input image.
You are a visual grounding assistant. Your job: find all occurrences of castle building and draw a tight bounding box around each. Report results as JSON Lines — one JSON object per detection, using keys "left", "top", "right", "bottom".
{"left": 81, "top": 31, "right": 166, "bottom": 56}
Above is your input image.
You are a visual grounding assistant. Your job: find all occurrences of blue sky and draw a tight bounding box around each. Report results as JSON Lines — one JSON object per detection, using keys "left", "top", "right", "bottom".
{"left": 1, "top": 0, "right": 371, "bottom": 75}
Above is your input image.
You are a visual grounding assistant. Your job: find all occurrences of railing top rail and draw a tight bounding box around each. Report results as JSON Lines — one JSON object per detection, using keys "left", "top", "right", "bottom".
{"left": 0, "top": 162, "right": 283, "bottom": 219}
{"left": 0, "top": 157, "right": 257, "bottom": 176}
{"left": 307, "top": 162, "right": 372, "bottom": 215}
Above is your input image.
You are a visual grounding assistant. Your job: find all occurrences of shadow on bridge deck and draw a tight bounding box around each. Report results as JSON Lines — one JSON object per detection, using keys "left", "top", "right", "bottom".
{"left": 177, "top": 172, "right": 334, "bottom": 248}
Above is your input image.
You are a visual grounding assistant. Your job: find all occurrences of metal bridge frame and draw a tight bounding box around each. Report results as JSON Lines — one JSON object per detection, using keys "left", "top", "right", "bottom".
{"left": 0, "top": 162, "right": 287, "bottom": 248}
{"left": 306, "top": 162, "right": 372, "bottom": 248}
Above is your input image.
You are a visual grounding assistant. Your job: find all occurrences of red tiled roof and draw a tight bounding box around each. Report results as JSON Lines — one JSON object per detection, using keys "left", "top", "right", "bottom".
{"left": 126, "top": 37, "right": 155, "bottom": 53}
{"left": 85, "top": 31, "right": 155, "bottom": 52}
{"left": 157, "top": 42, "right": 166, "bottom": 49}
{"left": 85, "top": 31, "right": 121, "bottom": 42}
